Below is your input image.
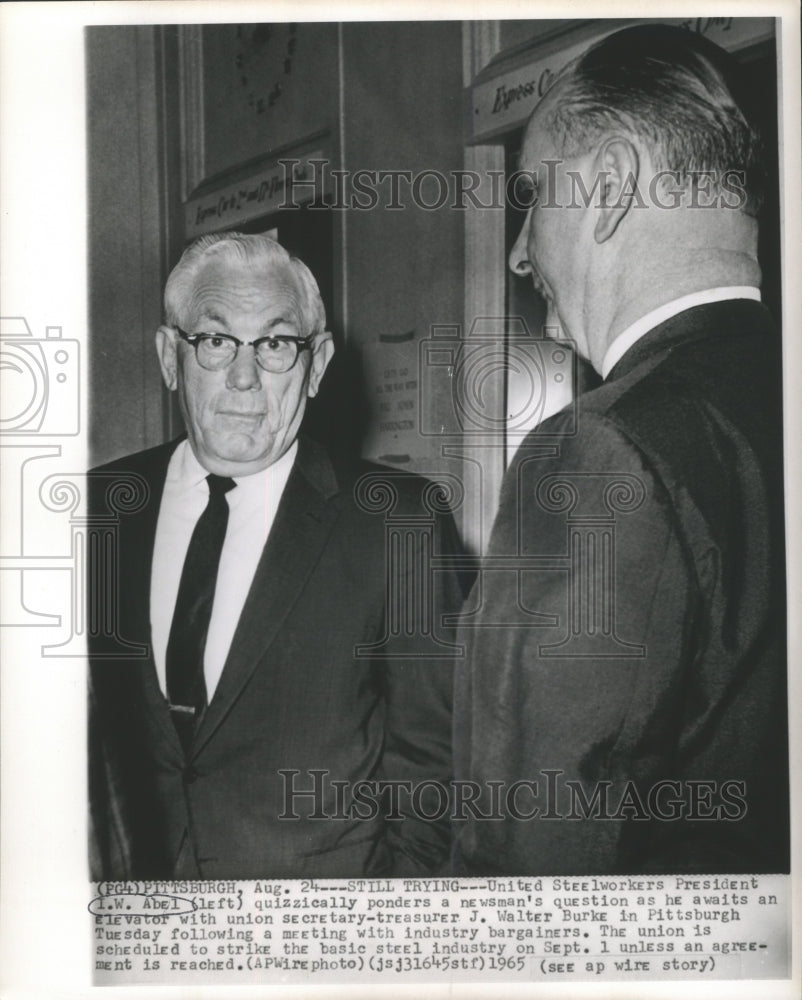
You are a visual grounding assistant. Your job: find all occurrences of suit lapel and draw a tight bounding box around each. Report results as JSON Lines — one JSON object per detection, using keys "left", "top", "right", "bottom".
{"left": 193, "top": 437, "right": 341, "bottom": 754}
{"left": 115, "top": 440, "right": 185, "bottom": 756}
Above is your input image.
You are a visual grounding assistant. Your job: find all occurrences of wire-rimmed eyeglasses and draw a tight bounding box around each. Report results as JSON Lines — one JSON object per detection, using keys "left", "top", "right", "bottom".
{"left": 175, "top": 326, "right": 313, "bottom": 374}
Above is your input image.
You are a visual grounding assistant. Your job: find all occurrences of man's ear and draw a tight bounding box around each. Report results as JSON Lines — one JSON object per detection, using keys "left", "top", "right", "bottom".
{"left": 155, "top": 325, "right": 178, "bottom": 391}
{"left": 594, "top": 137, "right": 641, "bottom": 244}
{"left": 307, "top": 330, "right": 335, "bottom": 398}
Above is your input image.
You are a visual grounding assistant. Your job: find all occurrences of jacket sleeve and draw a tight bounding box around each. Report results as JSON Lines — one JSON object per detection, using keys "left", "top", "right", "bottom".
{"left": 89, "top": 672, "right": 134, "bottom": 879}
{"left": 454, "top": 409, "right": 787, "bottom": 874}
{"left": 374, "top": 502, "right": 469, "bottom": 875}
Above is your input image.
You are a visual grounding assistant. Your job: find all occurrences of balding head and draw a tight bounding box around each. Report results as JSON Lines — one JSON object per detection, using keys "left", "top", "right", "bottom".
{"left": 541, "top": 24, "right": 764, "bottom": 216}
{"left": 508, "top": 24, "right": 764, "bottom": 371}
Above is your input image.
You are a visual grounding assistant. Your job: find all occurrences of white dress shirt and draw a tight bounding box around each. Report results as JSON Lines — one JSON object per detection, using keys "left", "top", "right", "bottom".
{"left": 601, "top": 286, "right": 761, "bottom": 379}
{"left": 150, "top": 438, "right": 297, "bottom": 700}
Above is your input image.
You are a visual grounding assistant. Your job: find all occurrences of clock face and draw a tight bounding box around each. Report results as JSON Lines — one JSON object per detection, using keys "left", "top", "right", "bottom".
{"left": 199, "top": 22, "right": 335, "bottom": 181}
{"left": 234, "top": 23, "right": 298, "bottom": 116}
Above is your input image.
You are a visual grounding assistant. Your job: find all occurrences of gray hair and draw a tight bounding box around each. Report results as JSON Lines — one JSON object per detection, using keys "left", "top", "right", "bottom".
{"left": 164, "top": 231, "right": 327, "bottom": 336}
{"left": 542, "top": 24, "right": 765, "bottom": 215}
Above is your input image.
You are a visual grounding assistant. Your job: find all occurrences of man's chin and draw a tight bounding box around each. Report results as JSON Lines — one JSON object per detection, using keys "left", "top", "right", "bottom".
{"left": 195, "top": 432, "right": 273, "bottom": 475}
{"left": 543, "top": 301, "right": 565, "bottom": 338}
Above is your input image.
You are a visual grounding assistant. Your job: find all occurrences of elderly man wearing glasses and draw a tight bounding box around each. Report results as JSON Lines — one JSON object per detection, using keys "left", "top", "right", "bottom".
{"left": 89, "top": 232, "right": 463, "bottom": 880}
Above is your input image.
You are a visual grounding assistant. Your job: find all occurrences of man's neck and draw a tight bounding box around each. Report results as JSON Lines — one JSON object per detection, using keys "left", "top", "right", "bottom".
{"left": 600, "top": 286, "right": 761, "bottom": 378}
{"left": 586, "top": 249, "right": 760, "bottom": 373}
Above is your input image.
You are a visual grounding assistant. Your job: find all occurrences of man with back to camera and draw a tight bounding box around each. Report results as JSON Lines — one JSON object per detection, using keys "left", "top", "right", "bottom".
{"left": 89, "top": 232, "right": 464, "bottom": 879}
{"left": 453, "top": 24, "right": 788, "bottom": 874}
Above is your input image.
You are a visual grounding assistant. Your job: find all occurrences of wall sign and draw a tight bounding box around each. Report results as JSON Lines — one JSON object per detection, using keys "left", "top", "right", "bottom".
{"left": 184, "top": 150, "right": 327, "bottom": 238}
{"left": 361, "top": 334, "right": 423, "bottom": 466}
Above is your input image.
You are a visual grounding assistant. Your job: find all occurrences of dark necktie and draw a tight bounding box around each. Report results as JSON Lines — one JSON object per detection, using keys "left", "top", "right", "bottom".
{"left": 166, "top": 473, "right": 236, "bottom": 753}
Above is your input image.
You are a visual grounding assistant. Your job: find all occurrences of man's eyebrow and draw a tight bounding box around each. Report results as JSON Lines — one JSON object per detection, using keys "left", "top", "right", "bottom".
{"left": 517, "top": 159, "right": 537, "bottom": 180}
{"left": 196, "top": 310, "right": 228, "bottom": 328}
{"left": 263, "top": 314, "right": 298, "bottom": 333}
{"left": 516, "top": 160, "right": 535, "bottom": 181}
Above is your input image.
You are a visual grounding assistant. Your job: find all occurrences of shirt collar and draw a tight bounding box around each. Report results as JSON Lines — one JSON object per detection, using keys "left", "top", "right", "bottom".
{"left": 601, "top": 286, "right": 761, "bottom": 380}
{"left": 170, "top": 437, "right": 299, "bottom": 492}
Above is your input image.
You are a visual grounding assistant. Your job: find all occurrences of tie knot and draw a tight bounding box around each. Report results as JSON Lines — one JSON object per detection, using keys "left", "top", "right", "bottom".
{"left": 206, "top": 474, "right": 236, "bottom": 497}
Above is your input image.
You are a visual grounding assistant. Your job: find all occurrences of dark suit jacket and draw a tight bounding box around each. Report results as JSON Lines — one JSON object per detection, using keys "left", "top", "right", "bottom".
{"left": 454, "top": 300, "right": 788, "bottom": 874}
{"left": 89, "top": 435, "right": 465, "bottom": 879}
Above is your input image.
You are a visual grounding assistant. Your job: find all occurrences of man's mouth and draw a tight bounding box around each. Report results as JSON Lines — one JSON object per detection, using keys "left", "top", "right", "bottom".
{"left": 217, "top": 410, "right": 266, "bottom": 420}
{"left": 530, "top": 269, "right": 547, "bottom": 298}
{"left": 531, "top": 268, "right": 558, "bottom": 310}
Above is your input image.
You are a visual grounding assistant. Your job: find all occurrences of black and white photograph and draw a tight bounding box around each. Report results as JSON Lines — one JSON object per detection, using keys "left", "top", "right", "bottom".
{"left": 0, "top": 2, "right": 800, "bottom": 998}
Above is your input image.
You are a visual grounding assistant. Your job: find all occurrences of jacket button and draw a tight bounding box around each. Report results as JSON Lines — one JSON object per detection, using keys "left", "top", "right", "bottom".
{"left": 183, "top": 766, "right": 199, "bottom": 784}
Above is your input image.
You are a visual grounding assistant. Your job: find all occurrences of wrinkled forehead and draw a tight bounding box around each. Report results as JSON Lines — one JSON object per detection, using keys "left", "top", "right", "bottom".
{"left": 181, "top": 254, "right": 305, "bottom": 329}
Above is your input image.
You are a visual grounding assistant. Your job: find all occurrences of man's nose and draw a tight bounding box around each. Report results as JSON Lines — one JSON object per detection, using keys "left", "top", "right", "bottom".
{"left": 226, "top": 346, "right": 262, "bottom": 390}
{"left": 508, "top": 213, "right": 534, "bottom": 275}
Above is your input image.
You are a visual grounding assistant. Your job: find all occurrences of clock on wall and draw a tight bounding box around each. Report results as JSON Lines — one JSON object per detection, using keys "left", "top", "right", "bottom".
{"left": 234, "top": 23, "right": 298, "bottom": 116}
{"left": 196, "top": 22, "right": 336, "bottom": 184}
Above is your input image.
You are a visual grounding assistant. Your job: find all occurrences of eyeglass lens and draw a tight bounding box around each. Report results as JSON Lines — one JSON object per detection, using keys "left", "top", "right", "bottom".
{"left": 195, "top": 335, "right": 299, "bottom": 373}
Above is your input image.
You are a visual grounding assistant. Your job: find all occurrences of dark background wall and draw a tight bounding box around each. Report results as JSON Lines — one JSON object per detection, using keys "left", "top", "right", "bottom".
{"left": 86, "top": 27, "right": 168, "bottom": 464}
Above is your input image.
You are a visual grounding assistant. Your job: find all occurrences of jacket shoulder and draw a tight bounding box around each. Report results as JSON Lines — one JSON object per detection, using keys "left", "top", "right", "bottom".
{"left": 87, "top": 439, "right": 181, "bottom": 517}
{"left": 90, "top": 439, "right": 181, "bottom": 477}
